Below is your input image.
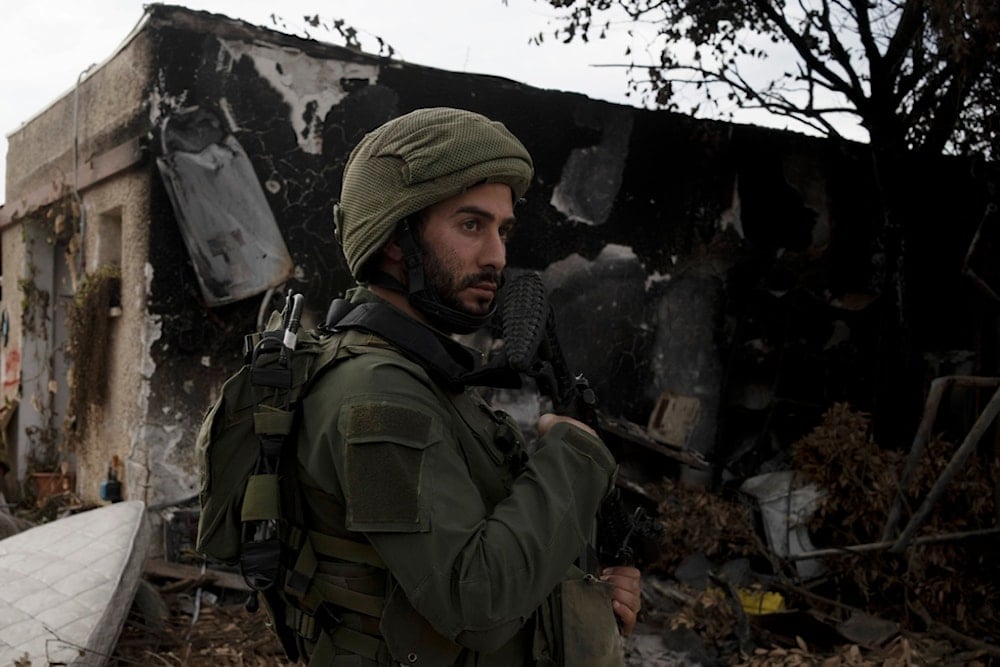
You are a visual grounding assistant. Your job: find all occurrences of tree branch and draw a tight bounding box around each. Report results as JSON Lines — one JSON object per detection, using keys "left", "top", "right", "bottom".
{"left": 902, "top": 61, "right": 959, "bottom": 125}
{"left": 849, "top": 0, "right": 883, "bottom": 67}
{"left": 711, "top": 63, "right": 847, "bottom": 139}
{"left": 748, "top": 0, "right": 863, "bottom": 108}
{"left": 919, "top": 62, "right": 982, "bottom": 154}
{"left": 893, "top": 39, "right": 935, "bottom": 107}
{"left": 819, "top": 0, "right": 867, "bottom": 97}
{"left": 883, "top": 0, "right": 926, "bottom": 80}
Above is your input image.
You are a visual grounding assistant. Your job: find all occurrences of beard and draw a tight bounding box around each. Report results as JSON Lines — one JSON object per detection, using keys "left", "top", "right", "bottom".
{"left": 422, "top": 244, "right": 500, "bottom": 316}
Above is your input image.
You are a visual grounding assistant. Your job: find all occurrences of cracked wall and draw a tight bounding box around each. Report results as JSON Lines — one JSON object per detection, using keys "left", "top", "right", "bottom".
{"left": 2, "top": 25, "right": 154, "bottom": 503}
{"left": 139, "top": 7, "right": 994, "bottom": 494}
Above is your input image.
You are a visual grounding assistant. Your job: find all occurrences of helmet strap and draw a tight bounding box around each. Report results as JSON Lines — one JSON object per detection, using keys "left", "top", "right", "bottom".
{"left": 366, "top": 269, "right": 407, "bottom": 294}
{"left": 396, "top": 220, "right": 495, "bottom": 335}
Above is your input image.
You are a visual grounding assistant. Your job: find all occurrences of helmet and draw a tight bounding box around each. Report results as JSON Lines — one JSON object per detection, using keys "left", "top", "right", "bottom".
{"left": 333, "top": 107, "right": 534, "bottom": 280}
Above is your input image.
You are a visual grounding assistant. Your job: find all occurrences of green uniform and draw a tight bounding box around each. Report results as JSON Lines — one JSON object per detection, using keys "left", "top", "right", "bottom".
{"left": 294, "top": 288, "right": 622, "bottom": 666}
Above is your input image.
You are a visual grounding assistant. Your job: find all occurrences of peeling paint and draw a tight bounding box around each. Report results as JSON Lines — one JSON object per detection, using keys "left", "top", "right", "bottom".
{"left": 147, "top": 80, "right": 189, "bottom": 130}
{"left": 129, "top": 264, "right": 164, "bottom": 504}
{"left": 217, "top": 96, "right": 240, "bottom": 132}
{"left": 719, "top": 174, "right": 745, "bottom": 239}
{"left": 149, "top": 424, "right": 196, "bottom": 504}
{"left": 130, "top": 375, "right": 201, "bottom": 505}
{"left": 131, "top": 257, "right": 201, "bottom": 505}
{"left": 3, "top": 349, "right": 20, "bottom": 391}
{"left": 544, "top": 243, "right": 639, "bottom": 288}
{"left": 140, "top": 263, "right": 161, "bottom": 380}
{"left": 599, "top": 244, "right": 639, "bottom": 261}
{"left": 645, "top": 272, "right": 672, "bottom": 291}
{"left": 550, "top": 108, "right": 633, "bottom": 226}
{"left": 218, "top": 39, "right": 379, "bottom": 155}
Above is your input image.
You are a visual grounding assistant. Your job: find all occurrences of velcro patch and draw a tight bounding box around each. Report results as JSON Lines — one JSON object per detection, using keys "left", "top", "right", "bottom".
{"left": 347, "top": 403, "right": 431, "bottom": 444}
{"left": 344, "top": 402, "right": 434, "bottom": 532}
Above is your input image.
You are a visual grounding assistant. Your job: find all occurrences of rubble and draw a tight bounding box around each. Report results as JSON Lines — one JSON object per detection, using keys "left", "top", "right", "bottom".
{"left": 791, "top": 403, "right": 999, "bottom": 637}
{"left": 110, "top": 585, "right": 286, "bottom": 666}
{"left": 5, "top": 398, "right": 994, "bottom": 665}
{"left": 620, "top": 401, "right": 998, "bottom": 664}
{"left": 647, "top": 478, "right": 759, "bottom": 573}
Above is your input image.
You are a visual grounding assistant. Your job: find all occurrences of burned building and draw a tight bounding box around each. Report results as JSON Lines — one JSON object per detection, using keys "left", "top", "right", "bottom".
{"left": 0, "top": 4, "right": 995, "bottom": 531}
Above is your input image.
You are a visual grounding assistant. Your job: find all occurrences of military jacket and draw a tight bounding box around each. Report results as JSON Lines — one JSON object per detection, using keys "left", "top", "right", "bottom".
{"left": 295, "top": 289, "right": 622, "bottom": 666}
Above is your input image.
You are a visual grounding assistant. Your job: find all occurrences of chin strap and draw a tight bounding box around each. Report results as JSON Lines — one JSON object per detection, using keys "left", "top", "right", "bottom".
{"left": 395, "top": 220, "right": 496, "bottom": 335}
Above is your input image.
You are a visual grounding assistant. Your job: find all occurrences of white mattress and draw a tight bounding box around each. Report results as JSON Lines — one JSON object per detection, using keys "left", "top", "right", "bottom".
{"left": 0, "top": 500, "right": 150, "bottom": 666}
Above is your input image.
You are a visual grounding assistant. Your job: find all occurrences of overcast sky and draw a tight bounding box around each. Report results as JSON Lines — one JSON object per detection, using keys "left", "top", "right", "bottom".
{"left": 0, "top": 0, "right": 657, "bottom": 204}
{"left": 1, "top": 0, "right": 862, "bottom": 206}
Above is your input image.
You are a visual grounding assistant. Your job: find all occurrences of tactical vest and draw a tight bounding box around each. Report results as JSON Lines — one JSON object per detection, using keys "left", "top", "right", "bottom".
{"left": 197, "top": 294, "right": 624, "bottom": 666}
{"left": 286, "top": 325, "right": 528, "bottom": 666}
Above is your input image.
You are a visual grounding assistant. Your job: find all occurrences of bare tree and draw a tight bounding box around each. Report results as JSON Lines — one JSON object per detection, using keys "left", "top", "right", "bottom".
{"left": 527, "top": 0, "right": 1000, "bottom": 438}
{"left": 530, "top": 0, "right": 1000, "bottom": 159}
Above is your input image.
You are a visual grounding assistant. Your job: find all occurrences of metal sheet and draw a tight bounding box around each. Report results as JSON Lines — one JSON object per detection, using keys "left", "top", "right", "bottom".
{"left": 156, "top": 108, "right": 293, "bottom": 306}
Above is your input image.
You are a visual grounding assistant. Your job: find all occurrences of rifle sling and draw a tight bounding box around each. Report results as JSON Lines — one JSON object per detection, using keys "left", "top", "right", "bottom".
{"left": 331, "top": 300, "right": 521, "bottom": 390}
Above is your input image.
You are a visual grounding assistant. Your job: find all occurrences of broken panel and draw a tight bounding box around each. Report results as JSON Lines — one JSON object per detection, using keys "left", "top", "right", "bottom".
{"left": 648, "top": 391, "right": 701, "bottom": 448}
{"left": 156, "top": 107, "right": 293, "bottom": 306}
{"left": 550, "top": 105, "right": 633, "bottom": 226}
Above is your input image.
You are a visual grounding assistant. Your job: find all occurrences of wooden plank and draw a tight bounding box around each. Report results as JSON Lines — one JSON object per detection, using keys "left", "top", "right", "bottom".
{"left": 144, "top": 557, "right": 249, "bottom": 592}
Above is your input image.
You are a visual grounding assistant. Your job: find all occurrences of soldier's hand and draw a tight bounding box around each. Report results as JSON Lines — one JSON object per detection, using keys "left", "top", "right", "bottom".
{"left": 602, "top": 566, "right": 641, "bottom": 637}
{"left": 536, "top": 413, "right": 597, "bottom": 437}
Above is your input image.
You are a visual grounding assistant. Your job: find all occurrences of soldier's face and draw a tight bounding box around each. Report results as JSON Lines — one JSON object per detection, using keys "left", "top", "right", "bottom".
{"left": 418, "top": 183, "right": 516, "bottom": 315}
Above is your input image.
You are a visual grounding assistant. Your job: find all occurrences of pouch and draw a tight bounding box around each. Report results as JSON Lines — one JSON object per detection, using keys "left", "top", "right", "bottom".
{"left": 380, "top": 580, "right": 463, "bottom": 666}
{"left": 533, "top": 573, "right": 624, "bottom": 666}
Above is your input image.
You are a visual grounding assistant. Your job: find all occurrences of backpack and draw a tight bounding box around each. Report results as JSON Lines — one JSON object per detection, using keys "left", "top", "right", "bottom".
{"left": 198, "top": 293, "right": 327, "bottom": 554}
{"left": 195, "top": 292, "right": 353, "bottom": 658}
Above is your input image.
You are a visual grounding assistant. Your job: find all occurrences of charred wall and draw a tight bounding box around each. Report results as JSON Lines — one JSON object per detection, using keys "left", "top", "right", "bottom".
{"left": 141, "top": 6, "right": 997, "bottom": 493}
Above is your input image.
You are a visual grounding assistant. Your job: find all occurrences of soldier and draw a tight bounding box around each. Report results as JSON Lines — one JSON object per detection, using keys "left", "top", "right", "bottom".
{"left": 294, "top": 107, "right": 641, "bottom": 665}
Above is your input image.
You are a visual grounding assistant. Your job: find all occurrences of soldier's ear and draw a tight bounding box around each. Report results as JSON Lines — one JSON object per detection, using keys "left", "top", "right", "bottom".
{"left": 382, "top": 236, "right": 404, "bottom": 262}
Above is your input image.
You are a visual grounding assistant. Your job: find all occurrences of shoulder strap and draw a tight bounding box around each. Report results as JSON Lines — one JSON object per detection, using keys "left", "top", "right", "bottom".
{"left": 324, "top": 296, "right": 523, "bottom": 390}
{"left": 333, "top": 301, "right": 474, "bottom": 390}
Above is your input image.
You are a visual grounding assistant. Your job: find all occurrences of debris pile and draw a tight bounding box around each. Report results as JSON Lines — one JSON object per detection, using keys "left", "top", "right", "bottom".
{"left": 3, "top": 395, "right": 990, "bottom": 665}
{"left": 99, "top": 399, "right": 996, "bottom": 665}
{"left": 792, "top": 403, "right": 999, "bottom": 636}
{"left": 740, "top": 635, "right": 963, "bottom": 667}
{"left": 626, "top": 401, "right": 999, "bottom": 665}
{"left": 649, "top": 478, "right": 759, "bottom": 572}
{"left": 110, "top": 584, "right": 285, "bottom": 666}
{"left": 792, "top": 403, "right": 902, "bottom": 541}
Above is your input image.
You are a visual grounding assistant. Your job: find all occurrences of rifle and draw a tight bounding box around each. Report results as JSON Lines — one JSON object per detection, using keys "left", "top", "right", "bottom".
{"left": 497, "top": 272, "right": 662, "bottom": 568}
